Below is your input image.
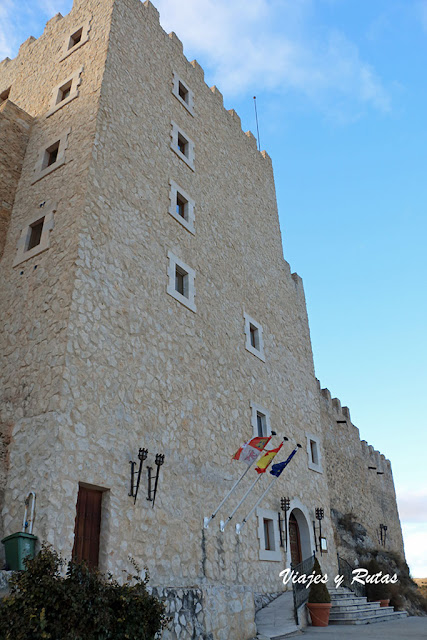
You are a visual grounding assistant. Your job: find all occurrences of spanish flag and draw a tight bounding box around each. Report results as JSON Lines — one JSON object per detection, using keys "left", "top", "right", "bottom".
{"left": 255, "top": 442, "right": 283, "bottom": 474}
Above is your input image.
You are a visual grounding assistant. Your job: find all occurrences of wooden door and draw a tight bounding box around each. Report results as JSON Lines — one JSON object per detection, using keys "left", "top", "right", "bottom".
{"left": 289, "top": 513, "right": 302, "bottom": 566}
{"left": 72, "top": 486, "right": 102, "bottom": 568}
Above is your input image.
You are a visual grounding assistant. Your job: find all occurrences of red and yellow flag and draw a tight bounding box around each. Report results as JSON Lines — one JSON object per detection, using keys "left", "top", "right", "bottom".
{"left": 255, "top": 442, "right": 283, "bottom": 474}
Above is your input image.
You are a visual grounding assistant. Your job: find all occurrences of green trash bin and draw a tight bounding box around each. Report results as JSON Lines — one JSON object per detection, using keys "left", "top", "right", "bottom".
{"left": 1, "top": 532, "right": 38, "bottom": 570}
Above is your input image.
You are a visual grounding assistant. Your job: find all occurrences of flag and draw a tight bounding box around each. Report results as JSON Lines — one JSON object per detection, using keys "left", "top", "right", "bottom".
{"left": 233, "top": 436, "right": 271, "bottom": 465}
{"left": 269, "top": 447, "right": 298, "bottom": 478}
{"left": 255, "top": 442, "right": 283, "bottom": 474}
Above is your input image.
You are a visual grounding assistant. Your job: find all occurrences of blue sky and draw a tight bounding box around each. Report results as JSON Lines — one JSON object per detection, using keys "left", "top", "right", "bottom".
{"left": 2, "top": 0, "right": 426, "bottom": 576}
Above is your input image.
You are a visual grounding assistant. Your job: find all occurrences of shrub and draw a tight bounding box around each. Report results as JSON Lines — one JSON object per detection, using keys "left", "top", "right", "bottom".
{"left": 308, "top": 557, "right": 331, "bottom": 604}
{"left": 364, "top": 558, "right": 390, "bottom": 602}
{"left": 0, "top": 544, "right": 167, "bottom": 640}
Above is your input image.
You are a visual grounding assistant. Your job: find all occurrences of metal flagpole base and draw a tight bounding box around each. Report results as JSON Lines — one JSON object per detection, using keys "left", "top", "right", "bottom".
{"left": 235, "top": 523, "right": 242, "bottom": 535}
{"left": 220, "top": 520, "right": 226, "bottom": 532}
{"left": 203, "top": 517, "right": 211, "bottom": 529}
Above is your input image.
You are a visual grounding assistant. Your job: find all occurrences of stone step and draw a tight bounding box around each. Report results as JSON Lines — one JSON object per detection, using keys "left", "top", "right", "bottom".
{"left": 329, "top": 611, "right": 408, "bottom": 625}
{"left": 329, "top": 605, "right": 392, "bottom": 620}
{"left": 331, "top": 602, "right": 379, "bottom": 613}
{"left": 330, "top": 596, "right": 368, "bottom": 606}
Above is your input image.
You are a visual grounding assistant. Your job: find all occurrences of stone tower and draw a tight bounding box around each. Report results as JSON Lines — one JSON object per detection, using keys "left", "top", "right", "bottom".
{"left": 0, "top": 1, "right": 406, "bottom": 638}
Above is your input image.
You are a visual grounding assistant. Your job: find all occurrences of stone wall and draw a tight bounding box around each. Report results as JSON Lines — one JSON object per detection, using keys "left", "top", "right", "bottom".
{"left": 0, "top": 100, "right": 33, "bottom": 260}
{"left": 319, "top": 382, "right": 405, "bottom": 562}
{"left": 0, "top": 0, "right": 407, "bottom": 638}
{"left": 0, "top": 0, "right": 114, "bottom": 560}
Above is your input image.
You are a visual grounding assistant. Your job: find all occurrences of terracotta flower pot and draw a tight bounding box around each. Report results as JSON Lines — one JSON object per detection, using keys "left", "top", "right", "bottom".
{"left": 307, "top": 602, "right": 332, "bottom": 627}
{"left": 379, "top": 599, "right": 390, "bottom": 607}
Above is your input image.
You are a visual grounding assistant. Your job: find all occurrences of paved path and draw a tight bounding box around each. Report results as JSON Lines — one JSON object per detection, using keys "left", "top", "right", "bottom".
{"left": 300, "top": 616, "right": 427, "bottom": 639}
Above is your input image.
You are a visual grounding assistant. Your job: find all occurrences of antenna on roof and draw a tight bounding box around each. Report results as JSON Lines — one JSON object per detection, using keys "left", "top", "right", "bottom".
{"left": 253, "top": 96, "right": 261, "bottom": 151}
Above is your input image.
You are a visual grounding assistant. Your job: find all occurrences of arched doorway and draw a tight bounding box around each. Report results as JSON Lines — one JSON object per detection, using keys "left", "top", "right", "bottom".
{"left": 288, "top": 506, "right": 313, "bottom": 566}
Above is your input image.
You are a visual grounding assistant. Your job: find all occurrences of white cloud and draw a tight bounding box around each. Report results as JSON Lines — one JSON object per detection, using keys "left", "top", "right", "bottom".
{"left": 397, "top": 490, "right": 427, "bottom": 523}
{"left": 1, "top": 0, "right": 389, "bottom": 119}
{"left": 402, "top": 523, "right": 427, "bottom": 578}
{"left": 0, "top": 0, "right": 72, "bottom": 62}
{"left": 154, "top": 0, "right": 390, "bottom": 116}
{"left": 397, "top": 490, "right": 427, "bottom": 577}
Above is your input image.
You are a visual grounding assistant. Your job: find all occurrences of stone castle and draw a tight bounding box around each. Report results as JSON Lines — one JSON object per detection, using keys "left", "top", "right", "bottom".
{"left": 0, "top": 0, "right": 405, "bottom": 637}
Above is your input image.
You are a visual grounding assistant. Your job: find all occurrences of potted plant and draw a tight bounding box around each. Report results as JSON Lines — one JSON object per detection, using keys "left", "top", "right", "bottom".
{"left": 307, "top": 557, "right": 332, "bottom": 626}
{"left": 365, "top": 558, "right": 390, "bottom": 607}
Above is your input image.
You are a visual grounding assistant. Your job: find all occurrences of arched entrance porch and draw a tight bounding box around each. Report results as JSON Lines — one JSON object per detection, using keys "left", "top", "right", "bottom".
{"left": 286, "top": 499, "right": 315, "bottom": 567}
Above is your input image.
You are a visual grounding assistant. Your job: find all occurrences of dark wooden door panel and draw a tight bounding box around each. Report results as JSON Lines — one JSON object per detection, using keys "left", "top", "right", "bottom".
{"left": 289, "top": 513, "right": 302, "bottom": 566}
{"left": 72, "top": 486, "right": 102, "bottom": 568}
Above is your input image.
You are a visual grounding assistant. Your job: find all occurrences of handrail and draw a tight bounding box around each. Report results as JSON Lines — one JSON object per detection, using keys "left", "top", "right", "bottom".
{"left": 291, "top": 553, "right": 316, "bottom": 621}
{"left": 337, "top": 555, "right": 366, "bottom": 598}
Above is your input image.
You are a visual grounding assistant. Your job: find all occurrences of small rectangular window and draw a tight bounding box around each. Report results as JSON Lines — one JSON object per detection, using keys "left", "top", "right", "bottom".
{"left": 250, "top": 324, "right": 259, "bottom": 350}
{"left": 170, "top": 122, "right": 195, "bottom": 170}
{"left": 306, "top": 433, "right": 322, "bottom": 473}
{"left": 172, "top": 73, "right": 194, "bottom": 116}
{"left": 168, "top": 180, "right": 195, "bottom": 234}
{"left": 244, "top": 313, "right": 265, "bottom": 361}
{"left": 177, "top": 132, "right": 188, "bottom": 157}
{"left": 256, "top": 412, "right": 266, "bottom": 437}
{"left": 27, "top": 218, "right": 44, "bottom": 251}
{"left": 176, "top": 192, "right": 188, "bottom": 220}
{"left": 310, "top": 440, "right": 319, "bottom": 466}
{"left": 251, "top": 402, "right": 271, "bottom": 438}
{"left": 263, "top": 519, "right": 275, "bottom": 551}
{"left": 43, "top": 141, "right": 60, "bottom": 169}
{"left": 178, "top": 81, "right": 188, "bottom": 103}
{"left": 69, "top": 27, "right": 83, "bottom": 50}
{"left": 13, "top": 201, "right": 56, "bottom": 267}
{"left": 58, "top": 80, "right": 72, "bottom": 103}
{"left": 0, "top": 87, "right": 11, "bottom": 102}
{"left": 175, "top": 265, "right": 188, "bottom": 298}
{"left": 167, "top": 251, "right": 196, "bottom": 312}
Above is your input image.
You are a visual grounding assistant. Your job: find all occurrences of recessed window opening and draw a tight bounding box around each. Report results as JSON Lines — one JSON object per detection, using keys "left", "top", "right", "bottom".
{"left": 58, "top": 80, "right": 72, "bottom": 103}
{"left": 43, "top": 141, "right": 60, "bottom": 169}
{"left": 310, "top": 440, "right": 319, "bottom": 466}
{"left": 27, "top": 218, "right": 45, "bottom": 251}
{"left": 176, "top": 192, "right": 188, "bottom": 220}
{"left": 0, "top": 87, "right": 10, "bottom": 102}
{"left": 250, "top": 323, "right": 259, "bottom": 350}
{"left": 69, "top": 27, "right": 83, "bottom": 49}
{"left": 178, "top": 81, "right": 189, "bottom": 103}
{"left": 175, "top": 265, "right": 188, "bottom": 298}
{"left": 263, "top": 518, "right": 275, "bottom": 551}
{"left": 256, "top": 412, "right": 267, "bottom": 437}
{"left": 177, "top": 132, "right": 188, "bottom": 157}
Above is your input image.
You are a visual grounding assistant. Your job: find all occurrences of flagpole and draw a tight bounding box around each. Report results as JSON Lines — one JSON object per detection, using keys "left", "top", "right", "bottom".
{"left": 235, "top": 476, "right": 279, "bottom": 535}
{"left": 235, "top": 444, "right": 301, "bottom": 535}
{"left": 220, "top": 474, "right": 263, "bottom": 532}
{"left": 204, "top": 459, "right": 255, "bottom": 529}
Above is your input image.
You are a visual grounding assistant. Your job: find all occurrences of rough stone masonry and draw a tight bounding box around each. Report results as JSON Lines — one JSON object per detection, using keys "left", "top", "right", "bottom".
{"left": 0, "top": 1, "right": 406, "bottom": 638}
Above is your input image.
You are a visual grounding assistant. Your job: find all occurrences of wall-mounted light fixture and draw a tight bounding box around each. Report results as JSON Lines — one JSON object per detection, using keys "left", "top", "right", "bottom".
{"left": 314, "top": 507, "right": 325, "bottom": 556}
{"left": 279, "top": 496, "right": 291, "bottom": 550}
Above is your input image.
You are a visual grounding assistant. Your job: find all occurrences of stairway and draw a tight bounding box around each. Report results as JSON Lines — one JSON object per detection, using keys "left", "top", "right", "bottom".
{"left": 329, "top": 587, "right": 408, "bottom": 625}
{"left": 255, "top": 591, "right": 302, "bottom": 639}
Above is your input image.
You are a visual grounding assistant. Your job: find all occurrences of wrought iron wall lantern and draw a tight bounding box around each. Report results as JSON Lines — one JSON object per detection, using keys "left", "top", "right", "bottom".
{"left": 129, "top": 448, "right": 165, "bottom": 507}
{"left": 147, "top": 453, "right": 165, "bottom": 507}
{"left": 313, "top": 507, "right": 325, "bottom": 556}
{"left": 279, "top": 496, "right": 291, "bottom": 550}
{"left": 377, "top": 523, "right": 388, "bottom": 547}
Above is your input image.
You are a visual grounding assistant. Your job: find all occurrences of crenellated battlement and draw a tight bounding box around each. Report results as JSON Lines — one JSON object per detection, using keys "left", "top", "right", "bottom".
{"left": 1, "top": 0, "right": 268, "bottom": 162}
{"left": 317, "top": 379, "right": 391, "bottom": 469}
